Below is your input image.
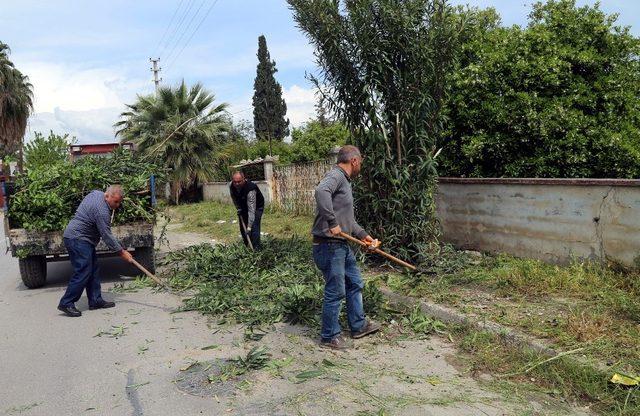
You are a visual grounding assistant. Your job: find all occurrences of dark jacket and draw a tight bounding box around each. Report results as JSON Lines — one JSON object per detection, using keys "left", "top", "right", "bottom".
{"left": 229, "top": 180, "right": 264, "bottom": 228}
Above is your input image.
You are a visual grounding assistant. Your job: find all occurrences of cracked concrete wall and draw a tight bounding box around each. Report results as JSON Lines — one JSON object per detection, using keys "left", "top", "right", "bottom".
{"left": 203, "top": 181, "right": 272, "bottom": 204}
{"left": 437, "top": 180, "right": 640, "bottom": 267}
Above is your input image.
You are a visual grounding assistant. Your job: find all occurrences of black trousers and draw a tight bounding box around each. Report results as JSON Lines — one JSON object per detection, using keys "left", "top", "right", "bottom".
{"left": 239, "top": 209, "right": 263, "bottom": 249}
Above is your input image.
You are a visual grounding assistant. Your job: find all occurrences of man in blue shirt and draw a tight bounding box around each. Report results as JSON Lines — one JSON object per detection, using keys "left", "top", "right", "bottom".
{"left": 57, "top": 185, "right": 133, "bottom": 317}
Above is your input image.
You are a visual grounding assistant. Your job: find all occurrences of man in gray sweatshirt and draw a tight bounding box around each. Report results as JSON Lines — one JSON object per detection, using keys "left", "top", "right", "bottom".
{"left": 312, "top": 145, "right": 381, "bottom": 349}
{"left": 57, "top": 185, "right": 133, "bottom": 317}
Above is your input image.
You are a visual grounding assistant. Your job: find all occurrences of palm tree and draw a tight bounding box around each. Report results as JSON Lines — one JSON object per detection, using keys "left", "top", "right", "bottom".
{"left": 0, "top": 42, "right": 33, "bottom": 168}
{"left": 115, "top": 81, "right": 231, "bottom": 204}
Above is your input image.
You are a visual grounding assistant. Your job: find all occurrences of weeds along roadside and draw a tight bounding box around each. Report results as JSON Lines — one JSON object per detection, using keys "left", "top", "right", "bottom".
{"left": 142, "top": 236, "right": 639, "bottom": 414}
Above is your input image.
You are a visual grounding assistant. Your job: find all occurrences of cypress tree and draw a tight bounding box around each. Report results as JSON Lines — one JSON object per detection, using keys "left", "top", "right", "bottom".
{"left": 252, "top": 35, "right": 289, "bottom": 145}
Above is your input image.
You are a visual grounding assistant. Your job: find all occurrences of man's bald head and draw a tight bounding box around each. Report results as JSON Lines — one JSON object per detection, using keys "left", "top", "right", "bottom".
{"left": 105, "top": 185, "right": 124, "bottom": 210}
{"left": 231, "top": 171, "right": 246, "bottom": 189}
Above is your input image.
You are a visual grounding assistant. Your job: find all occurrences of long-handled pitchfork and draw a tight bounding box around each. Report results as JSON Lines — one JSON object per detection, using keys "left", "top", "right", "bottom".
{"left": 339, "top": 232, "right": 416, "bottom": 271}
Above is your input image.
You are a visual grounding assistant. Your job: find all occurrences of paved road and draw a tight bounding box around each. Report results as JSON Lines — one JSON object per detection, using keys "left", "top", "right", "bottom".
{"left": 0, "top": 222, "right": 226, "bottom": 415}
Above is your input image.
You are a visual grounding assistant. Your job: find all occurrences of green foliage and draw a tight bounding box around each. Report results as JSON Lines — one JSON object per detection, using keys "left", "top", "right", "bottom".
{"left": 207, "top": 119, "right": 348, "bottom": 178}
{"left": 440, "top": 0, "right": 640, "bottom": 178}
{"left": 160, "top": 237, "right": 386, "bottom": 328}
{"left": 8, "top": 148, "right": 161, "bottom": 231}
{"left": 211, "top": 140, "right": 250, "bottom": 180}
{"left": 281, "top": 283, "right": 323, "bottom": 325}
{"left": 252, "top": 35, "right": 290, "bottom": 142}
{"left": 289, "top": 0, "right": 459, "bottom": 259}
{"left": 115, "top": 81, "right": 231, "bottom": 203}
{"left": 24, "top": 131, "right": 74, "bottom": 170}
{"left": 208, "top": 346, "right": 272, "bottom": 383}
{"left": 401, "top": 306, "right": 447, "bottom": 336}
{"left": 246, "top": 140, "right": 293, "bottom": 164}
{"left": 290, "top": 120, "right": 349, "bottom": 163}
{"left": 0, "top": 41, "right": 33, "bottom": 157}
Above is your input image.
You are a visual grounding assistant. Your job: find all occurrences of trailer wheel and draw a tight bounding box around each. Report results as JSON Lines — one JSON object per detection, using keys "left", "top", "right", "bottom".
{"left": 19, "top": 255, "right": 47, "bottom": 289}
{"left": 133, "top": 247, "right": 155, "bottom": 274}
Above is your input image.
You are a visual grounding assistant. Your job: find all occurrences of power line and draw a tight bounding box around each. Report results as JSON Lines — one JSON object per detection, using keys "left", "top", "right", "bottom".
{"left": 163, "top": 0, "right": 207, "bottom": 65}
{"left": 159, "top": 0, "right": 196, "bottom": 60}
{"left": 152, "top": 0, "right": 185, "bottom": 58}
{"left": 230, "top": 107, "right": 252, "bottom": 116}
{"left": 165, "top": 0, "right": 220, "bottom": 73}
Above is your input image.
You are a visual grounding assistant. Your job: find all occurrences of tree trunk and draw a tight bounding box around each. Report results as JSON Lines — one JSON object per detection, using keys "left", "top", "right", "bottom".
{"left": 170, "top": 180, "right": 181, "bottom": 205}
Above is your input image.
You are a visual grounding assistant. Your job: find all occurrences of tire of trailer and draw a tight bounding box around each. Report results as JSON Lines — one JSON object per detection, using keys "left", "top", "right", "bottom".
{"left": 133, "top": 247, "right": 155, "bottom": 274}
{"left": 19, "top": 255, "right": 47, "bottom": 289}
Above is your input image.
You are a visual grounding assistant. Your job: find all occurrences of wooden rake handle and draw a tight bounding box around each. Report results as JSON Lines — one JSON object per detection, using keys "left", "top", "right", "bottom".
{"left": 238, "top": 216, "right": 254, "bottom": 251}
{"left": 131, "top": 258, "right": 165, "bottom": 287}
{"left": 339, "top": 232, "right": 417, "bottom": 271}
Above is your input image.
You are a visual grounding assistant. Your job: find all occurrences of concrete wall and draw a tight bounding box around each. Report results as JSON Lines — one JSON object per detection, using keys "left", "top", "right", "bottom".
{"left": 203, "top": 181, "right": 272, "bottom": 204}
{"left": 205, "top": 176, "right": 640, "bottom": 267}
{"left": 437, "top": 178, "right": 640, "bottom": 267}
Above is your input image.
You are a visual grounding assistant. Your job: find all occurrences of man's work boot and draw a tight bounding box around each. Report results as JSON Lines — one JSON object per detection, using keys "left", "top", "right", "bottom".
{"left": 89, "top": 301, "right": 116, "bottom": 310}
{"left": 58, "top": 305, "right": 82, "bottom": 317}
{"left": 320, "top": 335, "right": 351, "bottom": 350}
{"left": 351, "top": 320, "right": 381, "bottom": 339}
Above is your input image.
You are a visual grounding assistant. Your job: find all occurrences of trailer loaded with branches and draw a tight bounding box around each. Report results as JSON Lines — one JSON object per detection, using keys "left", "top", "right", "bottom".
{"left": 1, "top": 147, "right": 161, "bottom": 288}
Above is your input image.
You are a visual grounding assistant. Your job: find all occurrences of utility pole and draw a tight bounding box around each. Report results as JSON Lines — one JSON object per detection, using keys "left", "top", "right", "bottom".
{"left": 149, "top": 58, "right": 162, "bottom": 94}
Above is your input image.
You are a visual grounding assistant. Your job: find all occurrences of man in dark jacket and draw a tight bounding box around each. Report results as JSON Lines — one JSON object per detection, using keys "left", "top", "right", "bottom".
{"left": 312, "top": 145, "right": 381, "bottom": 350}
{"left": 230, "top": 171, "right": 265, "bottom": 249}
{"left": 57, "top": 185, "right": 133, "bottom": 317}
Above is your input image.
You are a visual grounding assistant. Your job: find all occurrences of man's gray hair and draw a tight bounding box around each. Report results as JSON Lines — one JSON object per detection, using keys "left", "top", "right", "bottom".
{"left": 106, "top": 185, "right": 124, "bottom": 197}
{"left": 337, "top": 145, "right": 361, "bottom": 164}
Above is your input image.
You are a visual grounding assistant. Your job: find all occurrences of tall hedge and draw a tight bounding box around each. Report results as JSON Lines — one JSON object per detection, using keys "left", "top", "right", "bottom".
{"left": 439, "top": 0, "right": 640, "bottom": 178}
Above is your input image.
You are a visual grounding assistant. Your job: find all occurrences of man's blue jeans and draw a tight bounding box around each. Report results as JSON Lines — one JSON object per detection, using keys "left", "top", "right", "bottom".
{"left": 59, "top": 238, "right": 104, "bottom": 308}
{"left": 313, "top": 242, "right": 366, "bottom": 341}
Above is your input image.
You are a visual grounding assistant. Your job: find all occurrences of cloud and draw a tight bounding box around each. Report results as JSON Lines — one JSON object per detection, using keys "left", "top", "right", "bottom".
{"left": 14, "top": 59, "right": 150, "bottom": 114}
{"left": 283, "top": 84, "right": 317, "bottom": 127}
{"left": 226, "top": 84, "right": 317, "bottom": 130}
{"left": 27, "top": 107, "right": 123, "bottom": 144}
{"left": 12, "top": 58, "right": 151, "bottom": 144}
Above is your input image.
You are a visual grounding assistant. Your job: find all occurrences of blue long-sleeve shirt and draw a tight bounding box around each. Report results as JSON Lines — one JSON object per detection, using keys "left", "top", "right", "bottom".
{"left": 63, "top": 190, "right": 123, "bottom": 252}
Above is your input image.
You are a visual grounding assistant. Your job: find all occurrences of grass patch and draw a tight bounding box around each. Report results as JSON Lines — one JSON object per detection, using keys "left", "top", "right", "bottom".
{"left": 385, "top": 251, "right": 640, "bottom": 374}
{"left": 453, "top": 324, "right": 639, "bottom": 416}
{"left": 166, "top": 201, "right": 313, "bottom": 242}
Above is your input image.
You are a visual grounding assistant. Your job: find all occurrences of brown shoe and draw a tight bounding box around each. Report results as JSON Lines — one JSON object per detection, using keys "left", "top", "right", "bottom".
{"left": 351, "top": 320, "right": 381, "bottom": 339}
{"left": 320, "top": 335, "right": 351, "bottom": 350}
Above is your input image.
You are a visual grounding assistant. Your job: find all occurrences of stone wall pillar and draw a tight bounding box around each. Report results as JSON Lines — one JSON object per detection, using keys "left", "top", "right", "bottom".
{"left": 262, "top": 156, "right": 275, "bottom": 204}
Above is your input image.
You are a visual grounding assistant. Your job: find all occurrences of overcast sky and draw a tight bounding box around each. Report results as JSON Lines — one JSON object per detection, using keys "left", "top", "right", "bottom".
{"left": 1, "top": 0, "right": 638, "bottom": 143}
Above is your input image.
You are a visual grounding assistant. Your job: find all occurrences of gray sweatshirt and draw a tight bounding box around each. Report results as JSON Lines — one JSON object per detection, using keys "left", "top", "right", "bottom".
{"left": 63, "top": 190, "right": 123, "bottom": 252}
{"left": 312, "top": 166, "right": 367, "bottom": 241}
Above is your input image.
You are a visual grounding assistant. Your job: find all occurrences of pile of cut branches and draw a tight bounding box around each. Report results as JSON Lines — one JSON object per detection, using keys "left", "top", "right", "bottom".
{"left": 160, "top": 237, "right": 387, "bottom": 328}
{"left": 8, "top": 148, "right": 162, "bottom": 231}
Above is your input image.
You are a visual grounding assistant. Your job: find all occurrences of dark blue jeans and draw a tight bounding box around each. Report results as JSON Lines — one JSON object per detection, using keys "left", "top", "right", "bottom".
{"left": 313, "top": 242, "right": 366, "bottom": 341}
{"left": 59, "top": 238, "right": 104, "bottom": 308}
{"left": 240, "top": 209, "right": 263, "bottom": 250}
